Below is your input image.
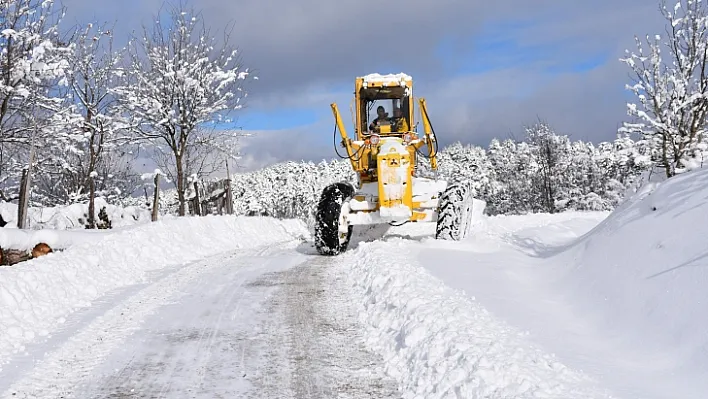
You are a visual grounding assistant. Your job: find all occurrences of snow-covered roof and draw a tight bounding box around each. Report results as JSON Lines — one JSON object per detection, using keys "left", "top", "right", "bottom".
{"left": 361, "top": 73, "right": 412, "bottom": 88}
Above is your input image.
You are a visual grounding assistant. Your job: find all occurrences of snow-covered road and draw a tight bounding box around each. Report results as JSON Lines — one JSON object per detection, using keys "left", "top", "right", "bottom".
{"left": 0, "top": 239, "right": 397, "bottom": 398}
{"left": 3, "top": 169, "right": 707, "bottom": 399}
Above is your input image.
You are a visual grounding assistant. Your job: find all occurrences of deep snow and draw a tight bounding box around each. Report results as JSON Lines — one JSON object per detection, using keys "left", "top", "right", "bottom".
{"left": 0, "top": 223, "right": 396, "bottom": 399}
{"left": 2, "top": 168, "right": 707, "bottom": 398}
{"left": 0, "top": 197, "right": 151, "bottom": 230}
{"left": 0, "top": 224, "right": 110, "bottom": 252}
{"left": 555, "top": 169, "right": 708, "bottom": 397}
{"left": 0, "top": 197, "right": 153, "bottom": 252}
{"left": 408, "top": 170, "right": 708, "bottom": 398}
{"left": 0, "top": 215, "right": 308, "bottom": 373}
{"left": 340, "top": 224, "right": 614, "bottom": 398}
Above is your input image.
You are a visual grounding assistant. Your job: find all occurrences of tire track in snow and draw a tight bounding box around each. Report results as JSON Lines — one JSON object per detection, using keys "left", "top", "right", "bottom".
{"left": 0, "top": 240, "right": 301, "bottom": 399}
{"left": 245, "top": 248, "right": 400, "bottom": 398}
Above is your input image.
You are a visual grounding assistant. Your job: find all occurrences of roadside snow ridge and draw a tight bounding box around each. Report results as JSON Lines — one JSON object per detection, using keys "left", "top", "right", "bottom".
{"left": 341, "top": 238, "right": 614, "bottom": 398}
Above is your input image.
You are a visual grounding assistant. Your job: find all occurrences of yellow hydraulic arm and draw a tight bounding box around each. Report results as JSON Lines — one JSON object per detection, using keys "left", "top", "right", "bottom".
{"left": 330, "top": 103, "right": 357, "bottom": 169}
{"left": 417, "top": 98, "right": 438, "bottom": 170}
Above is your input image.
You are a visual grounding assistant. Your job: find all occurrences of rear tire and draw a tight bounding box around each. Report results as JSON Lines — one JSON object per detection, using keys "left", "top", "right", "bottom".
{"left": 435, "top": 180, "right": 475, "bottom": 241}
{"left": 314, "top": 182, "right": 355, "bottom": 255}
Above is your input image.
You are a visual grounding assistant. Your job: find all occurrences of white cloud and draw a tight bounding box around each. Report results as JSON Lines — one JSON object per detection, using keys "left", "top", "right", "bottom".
{"left": 233, "top": 123, "right": 339, "bottom": 172}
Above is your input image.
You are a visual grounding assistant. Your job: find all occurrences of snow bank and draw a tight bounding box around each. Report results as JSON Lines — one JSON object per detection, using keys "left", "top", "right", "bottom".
{"left": 557, "top": 168, "right": 708, "bottom": 382}
{"left": 0, "top": 198, "right": 151, "bottom": 230}
{"left": 341, "top": 239, "right": 611, "bottom": 398}
{"left": 0, "top": 215, "right": 308, "bottom": 370}
{"left": 0, "top": 227, "right": 109, "bottom": 252}
{"left": 0, "top": 197, "right": 152, "bottom": 251}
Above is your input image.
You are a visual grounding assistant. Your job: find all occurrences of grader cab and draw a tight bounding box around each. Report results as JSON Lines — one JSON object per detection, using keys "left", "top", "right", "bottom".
{"left": 314, "top": 73, "right": 486, "bottom": 255}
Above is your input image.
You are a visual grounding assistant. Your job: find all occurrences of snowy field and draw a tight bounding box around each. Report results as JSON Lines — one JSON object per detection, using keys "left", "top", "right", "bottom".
{"left": 1, "top": 169, "right": 706, "bottom": 398}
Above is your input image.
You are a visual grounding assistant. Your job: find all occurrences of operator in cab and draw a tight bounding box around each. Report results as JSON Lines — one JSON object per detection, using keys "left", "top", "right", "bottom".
{"left": 369, "top": 105, "right": 390, "bottom": 131}
{"left": 393, "top": 107, "right": 409, "bottom": 132}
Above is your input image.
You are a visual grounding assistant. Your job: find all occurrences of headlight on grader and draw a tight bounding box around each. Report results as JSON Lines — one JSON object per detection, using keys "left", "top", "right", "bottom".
{"left": 369, "top": 134, "right": 380, "bottom": 146}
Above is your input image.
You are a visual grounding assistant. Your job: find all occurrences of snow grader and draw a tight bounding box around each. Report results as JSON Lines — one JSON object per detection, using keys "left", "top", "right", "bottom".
{"left": 314, "top": 73, "right": 486, "bottom": 255}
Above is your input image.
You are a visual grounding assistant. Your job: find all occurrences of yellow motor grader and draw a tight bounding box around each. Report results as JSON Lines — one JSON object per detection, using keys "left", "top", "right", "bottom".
{"left": 314, "top": 73, "right": 486, "bottom": 255}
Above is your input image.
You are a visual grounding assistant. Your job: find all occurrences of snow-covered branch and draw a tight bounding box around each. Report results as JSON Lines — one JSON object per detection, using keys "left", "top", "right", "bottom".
{"left": 0, "top": 0, "right": 73, "bottom": 197}
{"left": 31, "top": 21, "right": 139, "bottom": 215}
{"left": 619, "top": 0, "right": 708, "bottom": 177}
{"left": 113, "top": 4, "right": 253, "bottom": 216}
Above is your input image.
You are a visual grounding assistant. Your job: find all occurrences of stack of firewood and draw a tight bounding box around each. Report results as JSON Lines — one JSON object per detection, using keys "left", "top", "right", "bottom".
{"left": 0, "top": 243, "right": 53, "bottom": 266}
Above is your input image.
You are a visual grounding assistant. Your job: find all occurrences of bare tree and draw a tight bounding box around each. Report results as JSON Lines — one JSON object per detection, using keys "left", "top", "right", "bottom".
{"left": 33, "top": 147, "right": 140, "bottom": 206}
{"left": 114, "top": 4, "right": 251, "bottom": 216}
{"left": 619, "top": 0, "right": 708, "bottom": 178}
{"left": 152, "top": 125, "right": 242, "bottom": 189}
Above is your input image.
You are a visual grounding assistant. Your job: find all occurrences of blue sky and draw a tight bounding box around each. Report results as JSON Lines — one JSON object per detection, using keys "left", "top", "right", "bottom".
{"left": 61, "top": 0, "right": 665, "bottom": 172}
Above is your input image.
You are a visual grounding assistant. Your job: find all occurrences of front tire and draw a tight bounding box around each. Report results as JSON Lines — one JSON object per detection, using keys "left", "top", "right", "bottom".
{"left": 314, "top": 182, "right": 355, "bottom": 255}
{"left": 435, "top": 180, "right": 475, "bottom": 241}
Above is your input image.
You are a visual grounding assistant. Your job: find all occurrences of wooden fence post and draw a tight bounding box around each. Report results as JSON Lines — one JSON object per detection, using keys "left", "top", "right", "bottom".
{"left": 193, "top": 181, "right": 201, "bottom": 216}
{"left": 152, "top": 174, "right": 160, "bottom": 222}
{"left": 224, "top": 179, "right": 233, "bottom": 215}
{"left": 17, "top": 169, "right": 28, "bottom": 229}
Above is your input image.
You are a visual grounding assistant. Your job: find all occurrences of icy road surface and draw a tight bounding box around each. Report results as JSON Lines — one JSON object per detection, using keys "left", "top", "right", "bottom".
{"left": 0, "top": 240, "right": 398, "bottom": 398}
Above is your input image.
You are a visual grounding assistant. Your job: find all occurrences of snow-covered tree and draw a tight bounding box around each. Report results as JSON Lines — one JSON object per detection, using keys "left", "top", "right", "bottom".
{"left": 525, "top": 120, "right": 572, "bottom": 213}
{"left": 114, "top": 5, "right": 253, "bottom": 216}
{"left": 485, "top": 138, "right": 542, "bottom": 214}
{"left": 228, "top": 159, "right": 354, "bottom": 227}
{"left": 42, "top": 22, "right": 135, "bottom": 226}
{"left": 486, "top": 138, "right": 517, "bottom": 214}
{"left": 619, "top": 0, "right": 708, "bottom": 177}
{"left": 0, "top": 0, "right": 72, "bottom": 200}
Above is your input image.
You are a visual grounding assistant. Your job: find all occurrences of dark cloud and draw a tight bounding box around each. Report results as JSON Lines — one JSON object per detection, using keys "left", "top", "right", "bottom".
{"left": 200, "top": 0, "right": 663, "bottom": 104}
{"left": 65, "top": 0, "right": 649, "bottom": 100}
{"left": 59, "top": 0, "right": 665, "bottom": 105}
{"left": 56, "top": 0, "right": 675, "bottom": 172}
{"left": 59, "top": 0, "right": 164, "bottom": 32}
{"left": 421, "top": 59, "right": 632, "bottom": 146}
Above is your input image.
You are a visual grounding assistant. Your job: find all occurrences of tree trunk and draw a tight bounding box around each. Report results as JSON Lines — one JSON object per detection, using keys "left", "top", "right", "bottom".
{"left": 175, "top": 153, "right": 186, "bottom": 216}
{"left": 87, "top": 176, "right": 96, "bottom": 229}
{"left": 2, "top": 249, "right": 30, "bottom": 265}
{"left": 85, "top": 98, "right": 97, "bottom": 229}
{"left": 542, "top": 142, "right": 556, "bottom": 213}
{"left": 193, "top": 181, "right": 201, "bottom": 216}
{"left": 662, "top": 131, "right": 673, "bottom": 178}
{"left": 0, "top": 243, "right": 53, "bottom": 266}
